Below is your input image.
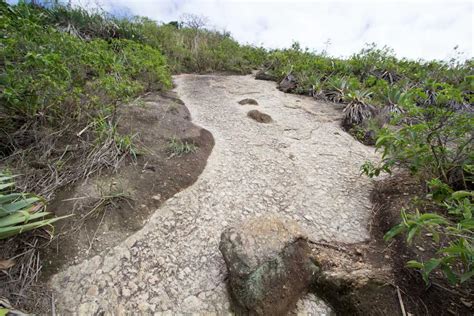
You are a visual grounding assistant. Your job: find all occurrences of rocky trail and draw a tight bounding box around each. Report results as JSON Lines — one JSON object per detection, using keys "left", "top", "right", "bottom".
{"left": 50, "top": 74, "right": 380, "bottom": 314}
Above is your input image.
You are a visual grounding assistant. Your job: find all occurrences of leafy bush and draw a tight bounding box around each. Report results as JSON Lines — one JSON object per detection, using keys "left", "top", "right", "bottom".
{"left": 366, "top": 101, "right": 473, "bottom": 189}
{"left": 361, "top": 86, "right": 473, "bottom": 284}
{"left": 1, "top": 2, "right": 171, "bottom": 152}
{"left": 23, "top": 4, "right": 267, "bottom": 75}
{"left": 0, "top": 172, "right": 66, "bottom": 240}
{"left": 383, "top": 188, "right": 473, "bottom": 284}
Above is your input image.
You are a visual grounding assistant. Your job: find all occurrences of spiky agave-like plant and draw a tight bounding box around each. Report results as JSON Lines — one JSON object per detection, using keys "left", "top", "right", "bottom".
{"left": 384, "top": 86, "right": 408, "bottom": 115}
{"left": 342, "top": 89, "right": 375, "bottom": 126}
{"left": 325, "top": 77, "right": 350, "bottom": 103}
{"left": 0, "top": 172, "right": 67, "bottom": 240}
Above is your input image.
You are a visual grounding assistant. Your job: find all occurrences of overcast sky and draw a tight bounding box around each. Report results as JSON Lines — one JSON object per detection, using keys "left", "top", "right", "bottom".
{"left": 45, "top": 0, "right": 474, "bottom": 61}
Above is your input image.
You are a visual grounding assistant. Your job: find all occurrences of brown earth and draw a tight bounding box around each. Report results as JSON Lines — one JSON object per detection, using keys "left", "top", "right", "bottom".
{"left": 369, "top": 173, "right": 473, "bottom": 315}
{"left": 41, "top": 91, "right": 214, "bottom": 277}
{"left": 0, "top": 91, "right": 214, "bottom": 312}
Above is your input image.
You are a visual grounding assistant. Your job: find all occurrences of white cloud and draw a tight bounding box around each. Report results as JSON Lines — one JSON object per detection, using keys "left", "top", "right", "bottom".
{"left": 75, "top": 0, "right": 473, "bottom": 61}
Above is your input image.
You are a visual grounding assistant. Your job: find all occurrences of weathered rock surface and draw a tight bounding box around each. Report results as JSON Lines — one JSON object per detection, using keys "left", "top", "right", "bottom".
{"left": 309, "top": 243, "right": 397, "bottom": 315}
{"left": 220, "top": 217, "right": 398, "bottom": 316}
{"left": 220, "top": 216, "right": 318, "bottom": 315}
{"left": 49, "top": 74, "right": 379, "bottom": 314}
{"left": 247, "top": 109, "right": 272, "bottom": 123}
{"left": 278, "top": 74, "right": 298, "bottom": 92}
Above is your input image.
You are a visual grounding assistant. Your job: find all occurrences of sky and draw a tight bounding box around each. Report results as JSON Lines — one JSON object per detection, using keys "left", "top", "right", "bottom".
{"left": 20, "top": 0, "right": 474, "bottom": 61}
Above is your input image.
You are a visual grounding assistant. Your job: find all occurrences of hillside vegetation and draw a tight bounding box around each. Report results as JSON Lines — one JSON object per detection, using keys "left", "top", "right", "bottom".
{"left": 0, "top": 0, "right": 472, "bottom": 299}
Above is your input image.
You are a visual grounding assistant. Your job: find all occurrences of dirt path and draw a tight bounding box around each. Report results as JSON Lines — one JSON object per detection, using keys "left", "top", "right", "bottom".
{"left": 50, "top": 74, "right": 378, "bottom": 314}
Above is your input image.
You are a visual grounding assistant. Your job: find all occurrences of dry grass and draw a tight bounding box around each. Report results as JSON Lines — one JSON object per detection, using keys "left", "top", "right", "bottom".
{"left": 1, "top": 123, "right": 128, "bottom": 201}
{"left": 0, "top": 236, "right": 50, "bottom": 312}
{"left": 0, "top": 117, "right": 132, "bottom": 312}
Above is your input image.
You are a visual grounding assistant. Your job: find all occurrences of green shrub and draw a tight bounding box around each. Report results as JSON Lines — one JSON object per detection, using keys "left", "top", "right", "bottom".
{"left": 361, "top": 85, "right": 473, "bottom": 285}
{"left": 136, "top": 21, "right": 266, "bottom": 73}
{"left": 383, "top": 188, "right": 473, "bottom": 284}
{"left": 259, "top": 43, "right": 471, "bottom": 126}
{"left": 22, "top": 3, "right": 266, "bottom": 75}
{"left": 0, "top": 2, "right": 171, "bottom": 152}
{"left": 366, "top": 100, "right": 473, "bottom": 187}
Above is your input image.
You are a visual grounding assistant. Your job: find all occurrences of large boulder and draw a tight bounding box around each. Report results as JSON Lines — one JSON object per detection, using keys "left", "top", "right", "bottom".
{"left": 219, "top": 216, "right": 319, "bottom": 315}
{"left": 278, "top": 74, "right": 297, "bottom": 93}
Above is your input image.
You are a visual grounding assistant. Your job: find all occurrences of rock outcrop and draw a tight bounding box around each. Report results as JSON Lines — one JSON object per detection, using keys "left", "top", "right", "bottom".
{"left": 220, "top": 216, "right": 398, "bottom": 315}
{"left": 219, "top": 216, "right": 318, "bottom": 315}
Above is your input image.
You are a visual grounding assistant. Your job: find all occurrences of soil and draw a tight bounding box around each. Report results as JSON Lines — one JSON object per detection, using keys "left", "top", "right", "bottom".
{"left": 0, "top": 90, "right": 214, "bottom": 313}
{"left": 370, "top": 173, "right": 473, "bottom": 315}
{"left": 41, "top": 91, "right": 214, "bottom": 277}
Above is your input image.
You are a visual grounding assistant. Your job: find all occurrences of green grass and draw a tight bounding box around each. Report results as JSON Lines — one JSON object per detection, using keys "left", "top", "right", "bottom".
{"left": 167, "top": 137, "right": 198, "bottom": 156}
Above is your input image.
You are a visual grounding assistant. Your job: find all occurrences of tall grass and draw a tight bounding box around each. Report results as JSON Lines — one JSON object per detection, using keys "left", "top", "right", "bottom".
{"left": 22, "top": 3, "right": 267, "bottom": 74}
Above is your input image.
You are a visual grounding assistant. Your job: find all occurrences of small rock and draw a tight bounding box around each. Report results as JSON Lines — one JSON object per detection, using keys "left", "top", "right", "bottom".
{"left": 152, "top": 194, "right": 161, "bottom": 201}
{"left": 247, "top": 110, "right": 272, "bottom": 123}
{"left": 85, "top": 285, "right": 98, "bottom": 297}
{"left": 238, "top": 98, "right": 259, "bottom": 105}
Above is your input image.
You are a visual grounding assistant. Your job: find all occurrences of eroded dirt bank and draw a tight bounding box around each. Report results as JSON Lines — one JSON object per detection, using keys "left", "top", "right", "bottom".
{"left": 40, "top": 91, "right": 214, "bottom": 279}
{"left": 48, "top": 74, "right": 379, "bottom": 314}
{"left": 0, "top": 90, "right": 215, "bottom": 312}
